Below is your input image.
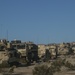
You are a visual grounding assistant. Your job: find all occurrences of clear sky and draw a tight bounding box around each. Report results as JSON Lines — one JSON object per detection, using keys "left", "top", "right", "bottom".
{"left": 0, "top": 0, "right": 75, "bottom": 44}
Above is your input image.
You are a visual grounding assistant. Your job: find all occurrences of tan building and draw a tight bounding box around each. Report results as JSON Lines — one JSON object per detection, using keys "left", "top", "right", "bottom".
{"left": 71, "top": 42, "right": 75, "bottom": 53}
{"left": 38, "top": 44, "right": 46, "bottom": 58}
{"left": 38, "top": 44, "right": 58, "bottom": 59}
{"left": 46, "top": 44, "right": 57, "bottom": 59}
{"left": 0, "top": 49, "right": 8, "bottom": 64}
{"left": 58, "top": 43, "right": 70, "bottom": 55}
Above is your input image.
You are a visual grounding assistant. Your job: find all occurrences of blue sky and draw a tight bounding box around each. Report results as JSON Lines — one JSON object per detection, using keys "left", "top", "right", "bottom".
{"left": 0, "top": 0, "right": 75, "bottom": 44}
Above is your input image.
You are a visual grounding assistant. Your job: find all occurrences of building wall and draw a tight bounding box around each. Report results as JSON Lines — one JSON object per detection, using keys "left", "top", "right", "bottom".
{"left": 38, "top": 44, "right": 46, "bottom": 58}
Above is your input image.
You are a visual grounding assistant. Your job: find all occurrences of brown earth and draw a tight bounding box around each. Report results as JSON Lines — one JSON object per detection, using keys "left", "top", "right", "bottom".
{"left": 1, "top": 55, "right": 75, "bottom": 75}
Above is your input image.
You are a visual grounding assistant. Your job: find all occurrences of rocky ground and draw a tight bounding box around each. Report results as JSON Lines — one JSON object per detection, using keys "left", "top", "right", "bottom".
{"left": 1, "top": 55, "right": 75, "bottom": 75}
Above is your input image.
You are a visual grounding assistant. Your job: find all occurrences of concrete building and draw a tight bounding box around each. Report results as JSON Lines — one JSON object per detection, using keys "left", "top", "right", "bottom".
{"left": 46, "top": 44, "right": 57, "bottom": 59}
{"left": 38, "top": 44, "right": 46, "bottom": 58}
{"left": 58, "top": 43, "right": 70, "bottom": 55}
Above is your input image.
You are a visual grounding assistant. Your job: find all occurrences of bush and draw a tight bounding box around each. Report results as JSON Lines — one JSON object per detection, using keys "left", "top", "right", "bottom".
{"left": 32, "top": 59, "right": 63, "bottom": 75}
{"left": 51, "top": 58, "right": 66, "bottom": 68}
{"left": 0, "top": 61, "right": 9, "bottom": 68}
{"left": 0, "top": 61, "right": 9, "bottom": 73}
{"left": 8, "top": 66, "right": 16, "bottom": 73}
{"left": 33, "top": 58, "right": 75, "bottom": 75}
{"left": 33, "top": 65, "right": 54, "bottom": 75}
{"left": 64, "top": 61, "right": 75, "bottom": 70}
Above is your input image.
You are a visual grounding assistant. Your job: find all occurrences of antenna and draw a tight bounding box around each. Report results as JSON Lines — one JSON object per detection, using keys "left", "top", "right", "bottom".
{"left": 7, "top": 30, "right": 8, "bottom": 41}
{"left": 0, "top": 24, "right": 2, "bottom": 39}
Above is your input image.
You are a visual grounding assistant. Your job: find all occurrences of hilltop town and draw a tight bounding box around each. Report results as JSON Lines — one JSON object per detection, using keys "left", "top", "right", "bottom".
{"left": 0, "top": 39, "right": 75, "bottom": 60}
{"left": 0, "top": 39, "right": 75, "bottom": 75}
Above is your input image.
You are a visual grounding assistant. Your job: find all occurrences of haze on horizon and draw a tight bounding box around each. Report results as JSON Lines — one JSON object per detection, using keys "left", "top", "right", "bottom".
{"left": 0, "top": 0, "right": 75, "bottom": 44}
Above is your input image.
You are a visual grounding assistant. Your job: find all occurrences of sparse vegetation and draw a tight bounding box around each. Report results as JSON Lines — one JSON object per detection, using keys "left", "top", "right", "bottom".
{"left": 0, "top": 61, "right": 9, "bottom": 68}
{"left": 0, "top": 61, "right": 9, "bottom": 73}
{"left": 8, "top": 66, "right": 16, "bottom": 73}
{"left": 33, "top": 65, "right": 54, "bottom": 75}
{"left": 64, "top": 61, "right": 75, "bottom": 70}
{"left": 33, "top": 58, "right": 75, "bottom": 75}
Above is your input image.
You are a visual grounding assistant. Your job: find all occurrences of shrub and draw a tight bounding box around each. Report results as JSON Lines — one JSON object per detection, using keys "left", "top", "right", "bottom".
{"left": 0, "top": 61, "right": 9, "bottom": 73}
{"left": 33, "top": 59, "right": 63, "bottom": 75}
{"left": 51, "top": 58, "right": 66, "bottom": 68}
{"left": 33, "top": 65, "right": 53, "bottom": 75}
{"left": 33, "top": 58, "right": 75, "bottom": 75}
{"left": 0, "top": 61, "right": 9, "bottom": 68}
{"left": 64, "top": 61, "right": 75, "bottom": 70}
{"left": 8, "top": 66, "right": 16, "bottom": 73}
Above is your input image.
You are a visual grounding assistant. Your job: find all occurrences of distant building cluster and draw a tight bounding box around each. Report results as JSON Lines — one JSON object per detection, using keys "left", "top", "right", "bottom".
{"left": 38, "top": 42, "right": 75, "bottom": 59}
{"left": 0, "top": 39, "right": 75, "bottom": 65}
